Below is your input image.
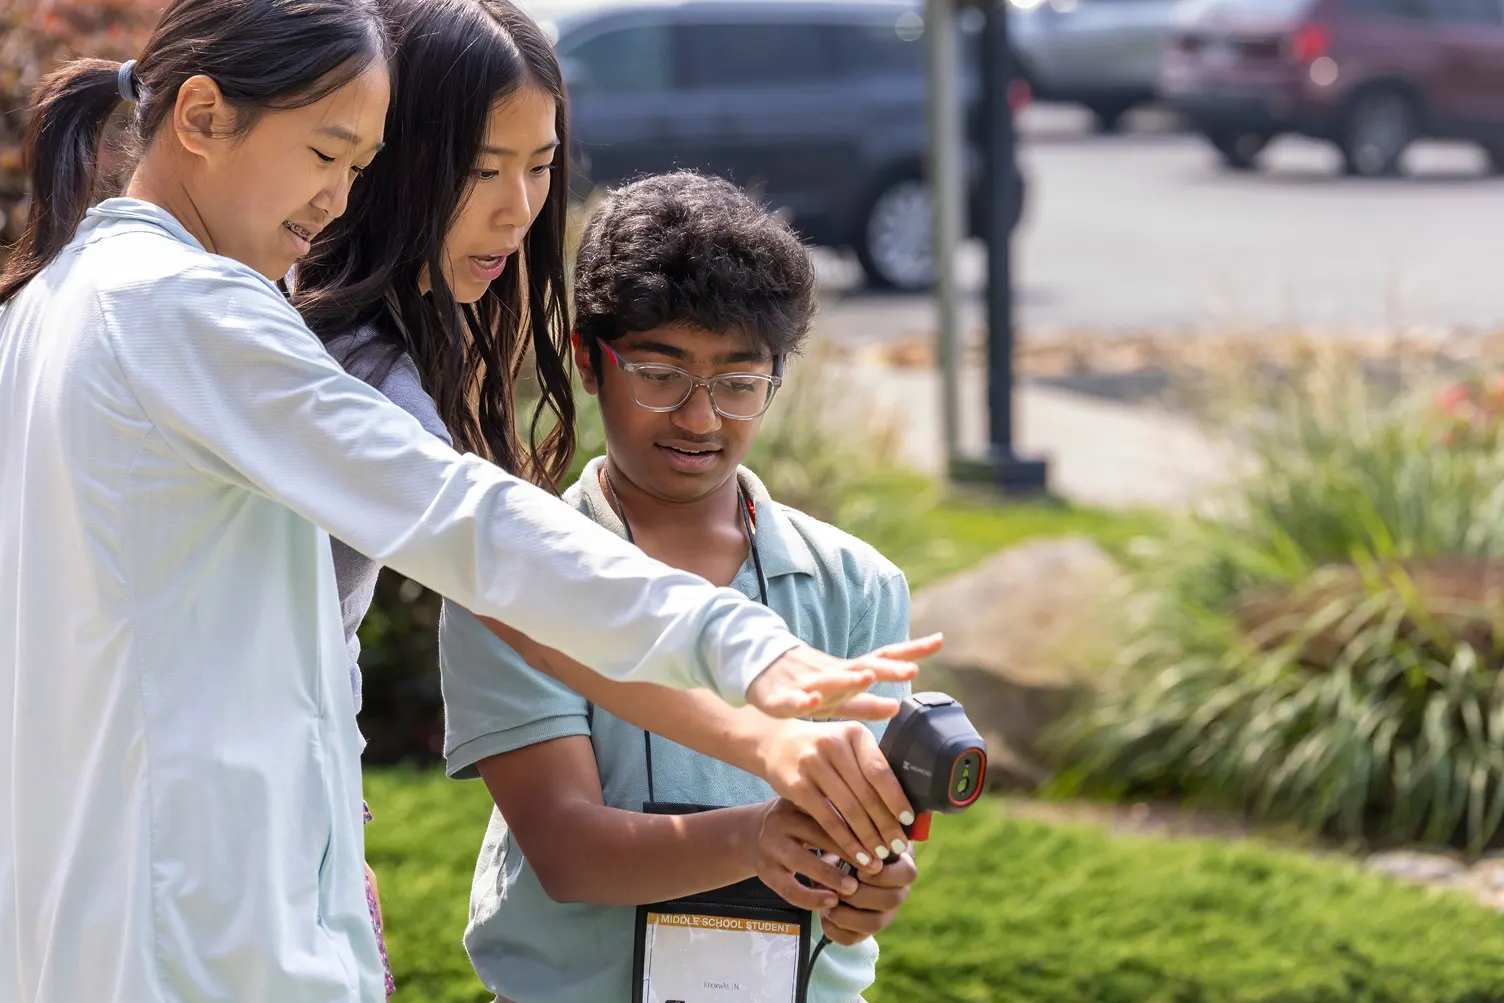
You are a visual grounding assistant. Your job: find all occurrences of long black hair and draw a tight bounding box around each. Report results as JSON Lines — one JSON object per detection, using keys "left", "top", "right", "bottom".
{"left": 292, "top": 0, "right": 577, "bottom": 491}
{"left": 0, "top": 0, "right": 389, "bottom": 305}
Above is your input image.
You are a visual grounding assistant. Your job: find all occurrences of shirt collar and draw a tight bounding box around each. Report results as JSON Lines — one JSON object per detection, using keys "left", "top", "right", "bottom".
{"left": 574, "top": 456, "right": 817, "bottom": 581}
{"left": 84, "top": 197, "right": 207, "bottom": 252}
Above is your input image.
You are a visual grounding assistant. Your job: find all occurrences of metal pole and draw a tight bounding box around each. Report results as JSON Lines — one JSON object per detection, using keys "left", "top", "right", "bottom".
{"left": 978, "top": 0, "right": 1047, "bottom": 492}
{"left": 925, "top": 0, "right": 964, "bottom": 470}
{"left": 982, "top": 0, "right": 1015, "bottom": 458}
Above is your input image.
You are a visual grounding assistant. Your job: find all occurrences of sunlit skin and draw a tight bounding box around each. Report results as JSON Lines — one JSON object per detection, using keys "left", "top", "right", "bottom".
{"left": 127, "top": 62, "right": 390, "bottom": 280}
{"left": 422, "top": 85, "right": 559, "bottom": 303}
{"left": 575, "top": 323, "right": 776, "bottom": 590}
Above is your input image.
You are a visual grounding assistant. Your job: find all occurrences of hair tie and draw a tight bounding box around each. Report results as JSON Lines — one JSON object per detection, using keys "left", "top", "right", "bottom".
{"left": 117, "top": 60, "right": 138, "bottom": 103}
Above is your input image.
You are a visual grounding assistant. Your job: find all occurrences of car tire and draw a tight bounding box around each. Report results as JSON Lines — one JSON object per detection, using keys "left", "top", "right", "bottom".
{"left": 1206, "top": 130, "right": 1270, "bottom": 171}
{"left": 1483, "top": 141, "right": 1504, "bottom": 175}
{"left": 1339, "top": 87, "right": 1416, "bottom": 178}
{"left": 855, "top": 169, "right": 1027, "bottom": 292}
{"left": 856, "top": 176, "right": 934, "bottom": 292}
{"left": 1089, "top": 102, "right": 1132, "bottom": 134}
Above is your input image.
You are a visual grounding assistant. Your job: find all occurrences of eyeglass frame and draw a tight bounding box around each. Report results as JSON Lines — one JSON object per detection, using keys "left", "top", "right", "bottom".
{"left": 594, "top": 339, "right": 785, "bottom": 420}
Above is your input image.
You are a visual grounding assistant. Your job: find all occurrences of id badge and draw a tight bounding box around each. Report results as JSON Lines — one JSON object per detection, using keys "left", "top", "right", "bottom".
{"left": 632, "top": 803, "right": 812, "bottom": 1003}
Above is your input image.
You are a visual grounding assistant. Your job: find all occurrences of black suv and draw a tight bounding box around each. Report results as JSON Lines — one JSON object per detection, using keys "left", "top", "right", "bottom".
{"left": 529, "top": 0, "right": 1026, "bottom": 291}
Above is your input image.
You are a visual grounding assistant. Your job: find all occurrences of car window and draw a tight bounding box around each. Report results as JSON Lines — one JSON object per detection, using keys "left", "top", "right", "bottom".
{"left": 1195, "top": 0, "right": 1316, "bottom": 16}
{"left": 1423, "top": 0, "right": 1504, "bottom": 21}
{"left": 837, "top": 19, "right": 926, "bottom": 78}
{"left": 677, "top": 22, "right": 845, "bottom": 87}
{"left": 1339, "top": 0, "right": 1430, "bottom": 18}
{"left": 561, "top": 23, "right": 675, "bottom": 93}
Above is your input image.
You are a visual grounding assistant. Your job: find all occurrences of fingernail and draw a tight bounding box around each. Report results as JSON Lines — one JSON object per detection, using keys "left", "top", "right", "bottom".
{"left": 855, "top": 852, "right": 871, "bottom": 867}
{"left": 841, "top": 877, "right": 859, "bottom": 895}
{"left": 899, "top": 811, "right": 915, "bottom": 826}
{"left": 890, "top": 838, "right": 907, "bottom": 855}
{"left": 874, "top": 845, "right": 889, "bottom": 861}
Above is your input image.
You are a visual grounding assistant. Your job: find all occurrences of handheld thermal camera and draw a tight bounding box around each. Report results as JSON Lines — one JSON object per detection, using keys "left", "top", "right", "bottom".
{"left": 877, "top": 691, "right": 988, "bottom": 843}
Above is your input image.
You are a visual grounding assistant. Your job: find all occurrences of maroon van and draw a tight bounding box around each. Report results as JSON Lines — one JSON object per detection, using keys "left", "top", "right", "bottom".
{"left": 1161, "top": 0, "right": 1504, "bottom": 176}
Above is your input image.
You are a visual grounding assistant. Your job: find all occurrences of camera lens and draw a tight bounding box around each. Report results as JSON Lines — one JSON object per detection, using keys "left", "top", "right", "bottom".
{"left": 950, "top": 750, "right": 983, "bottom": 805}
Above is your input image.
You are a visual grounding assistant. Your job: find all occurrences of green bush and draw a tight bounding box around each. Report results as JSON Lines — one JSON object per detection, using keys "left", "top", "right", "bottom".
{"left": 356, "top": 571, "right": 445, "bottom": 764}
{"left": 0, "top": 0, "right": 161, "bottom": 246}
{"left": 1056, "top": 366, "right": 1504, "bottom": 853}
{"left": 364, "top": 767, "right": 1504, "bottom": 1003}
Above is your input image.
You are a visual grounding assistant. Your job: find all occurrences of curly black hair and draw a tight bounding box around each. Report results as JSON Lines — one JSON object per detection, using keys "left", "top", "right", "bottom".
{"left": 573, "top": 171, "right": 817, "bottom": 363}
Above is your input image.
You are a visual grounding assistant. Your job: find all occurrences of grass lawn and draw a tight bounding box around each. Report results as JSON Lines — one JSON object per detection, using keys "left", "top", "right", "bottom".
{"left": 365, "top": 769, "right": 1504, "bottom": 1003}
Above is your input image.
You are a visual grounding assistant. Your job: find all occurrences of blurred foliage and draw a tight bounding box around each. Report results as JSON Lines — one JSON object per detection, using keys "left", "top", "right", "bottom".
{"left": 1436, "top": 370, "right": 1504, "bottom": 452}
{"left": 356, "top": 571, "right": 446, "bottom": 764}
{"left": 0, "top": 0, "right": 162, "bottom": 248}
{"left": 365, "top": 769, "right": 1504, "bottom": 1003}
{"left": 1055, "top": 360, "right": 1504, "bottom": 854}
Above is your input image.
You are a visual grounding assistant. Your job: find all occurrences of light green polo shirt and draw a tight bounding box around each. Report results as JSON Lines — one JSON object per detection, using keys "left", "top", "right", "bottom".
{"left": 440, "top": 457, "right": 912, "bottom": 1003}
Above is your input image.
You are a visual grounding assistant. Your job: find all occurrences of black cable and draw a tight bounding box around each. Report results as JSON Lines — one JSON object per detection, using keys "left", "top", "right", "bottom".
{"left": 605, "top": 467, "right": 768, "bottom": 605}
{"left": 736, "top": 486, "right": 771, "bottom": 606}
{"left": 798, "top": 934, "right": 832, "bottom": 1001}
{"left": 609, "top": 467, "right": 796, "bottom": 990}
{"left": 643, "top": 730, "right": 655, "bottom": 804}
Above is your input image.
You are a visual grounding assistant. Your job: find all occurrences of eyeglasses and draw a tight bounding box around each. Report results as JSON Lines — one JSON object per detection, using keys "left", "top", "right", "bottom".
{"left": 597, "top": 341, "right": 783, "bottom": 420}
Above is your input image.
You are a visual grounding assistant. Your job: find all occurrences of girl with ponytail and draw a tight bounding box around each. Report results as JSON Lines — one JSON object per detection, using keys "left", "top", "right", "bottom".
{"left": 0, "top": 3, "right": 928, "bottom": 1001}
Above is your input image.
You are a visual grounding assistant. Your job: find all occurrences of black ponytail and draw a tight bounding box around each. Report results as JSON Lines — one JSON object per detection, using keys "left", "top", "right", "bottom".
{"left": 0, "top": 0, "right": 389, "bottom": 307}
{"left": 0, "top": 59, "right": 125, "bottom": 304}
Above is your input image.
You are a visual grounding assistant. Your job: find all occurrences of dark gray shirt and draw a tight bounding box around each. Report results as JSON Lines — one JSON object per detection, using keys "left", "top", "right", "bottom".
{"left": 325, "top": 327, "right": 451, "bottom": 712}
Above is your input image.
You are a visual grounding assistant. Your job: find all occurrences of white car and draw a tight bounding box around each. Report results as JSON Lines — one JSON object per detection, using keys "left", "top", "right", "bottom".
{"left": 1010, "top": 0, "right": 1189, "bottom": 131}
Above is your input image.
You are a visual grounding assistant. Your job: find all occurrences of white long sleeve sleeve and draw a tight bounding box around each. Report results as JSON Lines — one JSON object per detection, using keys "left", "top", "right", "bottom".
{"left": 103, "top": 262, "right": 802, "bottom": 700}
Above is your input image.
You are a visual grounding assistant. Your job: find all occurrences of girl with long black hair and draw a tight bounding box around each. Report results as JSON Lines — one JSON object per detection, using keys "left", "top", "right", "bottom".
{"left": 292, "top": 0, "right": 925, "bottom": 938}
{"left": 0, "top": 0, "right": 930, "bottom": 999}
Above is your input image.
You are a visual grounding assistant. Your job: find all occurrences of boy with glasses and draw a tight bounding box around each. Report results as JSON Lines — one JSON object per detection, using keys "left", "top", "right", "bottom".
{"left": 439, "top": 172, "right": 917, "bottom": 1003}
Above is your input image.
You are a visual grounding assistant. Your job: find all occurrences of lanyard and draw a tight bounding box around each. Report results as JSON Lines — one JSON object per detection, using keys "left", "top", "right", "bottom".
{"left": 600, "top": 470, "right": 812, "bottom": 1003}
{"left": 603, "top": 467, "right": 771, "bottom": 606}
{"left": 599, "top": 468, "right": 771, "bottom": 803}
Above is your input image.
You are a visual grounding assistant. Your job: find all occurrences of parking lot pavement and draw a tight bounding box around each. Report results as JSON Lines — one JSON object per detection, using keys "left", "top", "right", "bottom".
{"left": 845, "top": 360, "right": 1240, "bottom": 510}
{"left": 815, "top": 113, "right": 1504, "bottom": 347}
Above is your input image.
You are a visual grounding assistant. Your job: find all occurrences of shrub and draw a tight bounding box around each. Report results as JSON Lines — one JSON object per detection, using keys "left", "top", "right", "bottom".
{"left": 0, "top": 0, "right": 161, "bottom": 247}
{"left": 1055, "top": 364, "right": 1504, "bottom": 854}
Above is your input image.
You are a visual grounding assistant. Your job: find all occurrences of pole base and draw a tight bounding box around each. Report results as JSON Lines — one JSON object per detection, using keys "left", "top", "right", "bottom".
{"left": 949, "top": 451, "right": 1051, "bottom": 497}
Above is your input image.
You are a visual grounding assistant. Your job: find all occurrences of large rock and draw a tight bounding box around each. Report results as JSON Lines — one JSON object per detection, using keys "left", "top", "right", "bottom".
{"left": 910, "top": 537, "right": 1128, "bottom": 791}
{"left": 1364, "top": 850, "right": 1504, "bottom": 913}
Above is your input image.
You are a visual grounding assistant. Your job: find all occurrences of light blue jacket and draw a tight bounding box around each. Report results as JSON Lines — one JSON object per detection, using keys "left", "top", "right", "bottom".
{"left": 0, "top": 200, "right": 802, "bottom": 1003}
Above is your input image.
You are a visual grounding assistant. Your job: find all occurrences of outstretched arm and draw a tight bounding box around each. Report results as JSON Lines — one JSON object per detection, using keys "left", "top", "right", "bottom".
{"left": 478, "top": 616, "right": 936, "bottom": 869}
{"left": 114, "top": 266, "right": 808, "bottom": 701}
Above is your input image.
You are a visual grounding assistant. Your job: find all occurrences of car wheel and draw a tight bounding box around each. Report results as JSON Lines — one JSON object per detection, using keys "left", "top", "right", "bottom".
{"left": 1206, "top": 130, "right": 1270, "bottom": 171}
{"left": 1340, "top": 88, "right": 1415, "bottom": 178}
{"left": 857, "top": 177, "right": 935, "bottom": 292}
{"left": 1483, "top": 141, "right": 1504, "bottom": 175}
{"left": 1090, "top": 102, "right": 1132, "bottom": 134}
